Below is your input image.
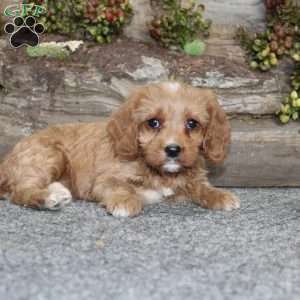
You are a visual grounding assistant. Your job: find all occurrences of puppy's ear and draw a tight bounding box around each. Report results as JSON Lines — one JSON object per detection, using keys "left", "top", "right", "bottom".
{"left": 203, "top": 91, "right": 230, "bottom": 164}
{"left": 107, "top": 93, "right": 141, "bottom": 160}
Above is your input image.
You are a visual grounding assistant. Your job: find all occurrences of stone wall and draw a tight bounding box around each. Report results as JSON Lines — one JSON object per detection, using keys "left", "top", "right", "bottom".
{"left": 0, "top": 0, "right": 14, "bottom": 25}
{"left": 125, "top": 0, "right": 266, "bottom": 41}
{"left": 0, "top": 0, "right": 269, "bottom": 39}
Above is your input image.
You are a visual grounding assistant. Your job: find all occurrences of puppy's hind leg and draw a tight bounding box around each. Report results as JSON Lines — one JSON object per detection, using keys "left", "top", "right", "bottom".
{"left": 11, "top": 182, "right": 72, "bottom": 210}
{"left": 11, "top": 180, "right": 72, "bottom": 211}
{"left": 7, "top": 142, "right": 72, "bottom": 210}
{"left": 0, "top": 166, "right": 8, "bottom": 200}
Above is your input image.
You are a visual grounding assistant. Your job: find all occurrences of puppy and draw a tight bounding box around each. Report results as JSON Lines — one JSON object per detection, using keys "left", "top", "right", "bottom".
{"left": 0, "top": 82, "right": 240, "bottom": 216}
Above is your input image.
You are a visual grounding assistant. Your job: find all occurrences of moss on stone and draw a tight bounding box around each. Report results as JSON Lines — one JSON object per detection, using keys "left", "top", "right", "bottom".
{"left": 26, "top": 44, "right": 70, "bottom": 60}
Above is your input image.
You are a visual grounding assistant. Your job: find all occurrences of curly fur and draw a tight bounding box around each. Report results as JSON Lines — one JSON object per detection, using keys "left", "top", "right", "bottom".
{"left": 0, "top": 82, "right": 239, "bottom": 216}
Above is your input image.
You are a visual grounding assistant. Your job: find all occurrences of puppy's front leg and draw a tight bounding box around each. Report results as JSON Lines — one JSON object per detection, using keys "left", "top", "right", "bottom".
{"left": 92, "top": 178, "right": 143, "bottom": 217}
{"left": 188, "top": 181, "right": 240, "bottom": 211}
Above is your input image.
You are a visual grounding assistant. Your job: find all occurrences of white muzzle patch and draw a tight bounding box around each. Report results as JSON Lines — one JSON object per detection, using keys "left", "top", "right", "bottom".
{"left": 162, "top": 160, "right": 181, "bottom": 173}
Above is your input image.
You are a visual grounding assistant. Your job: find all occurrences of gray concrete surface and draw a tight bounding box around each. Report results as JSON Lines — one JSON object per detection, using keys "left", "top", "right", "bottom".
{"left": 0, "top": 188, "right": 299, "bottom": 300}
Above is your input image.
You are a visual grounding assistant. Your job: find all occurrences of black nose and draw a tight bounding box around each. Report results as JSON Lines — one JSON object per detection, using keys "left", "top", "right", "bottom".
{"left": 165, "top": 144, "right": 181, "bottom": 158}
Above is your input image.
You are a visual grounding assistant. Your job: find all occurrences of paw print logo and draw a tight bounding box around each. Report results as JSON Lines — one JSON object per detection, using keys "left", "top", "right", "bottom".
{"left": 4, "top": 16, "right": 44, "bottom": 48}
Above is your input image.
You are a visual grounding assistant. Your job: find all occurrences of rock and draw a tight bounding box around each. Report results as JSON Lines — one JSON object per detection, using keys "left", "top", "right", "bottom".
{"left": 124, "top": 0, "right": 266, "bottom": 42}
{"left": 200, "top": 0, "right": 265, "bottom": 28}
{"left": 0, "top": 0, "right": 15, "bottom": 25}
{"left": 124, "top": 0, "right": 153, "bottom": 42}
{"left": 190, "top": 70, "right": 260, "bottom": 89}
{"left": 210, "top": 118, "right": 300, "bottom": 187}
{"left": 124, "top": 56, "right": 169, "bottom": 81}
{"left": 0, "top": 37, "right": 288, "bottom": 129}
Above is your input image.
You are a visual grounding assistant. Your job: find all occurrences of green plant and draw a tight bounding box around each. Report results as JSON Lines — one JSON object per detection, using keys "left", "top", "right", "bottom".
{"left": 236, "top": 28, "right": 279, "bottom": 71}
{"left": 236, "top": 0, "right": 300, "bottom": 123}
{"left": 278, "top": 64, "right": 300, "bottom": 123}
{"left": 149, "top": 0, "right": 211, "bottom": 51}
{"left": 28, "top": 0, "right": 133, "bottom": 43}
{"left": 183, "top": 39, "right": 206, "bottom": 56}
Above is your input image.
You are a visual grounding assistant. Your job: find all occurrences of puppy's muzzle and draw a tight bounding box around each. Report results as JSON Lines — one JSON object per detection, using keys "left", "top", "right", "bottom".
{"left": 165, "top": 144, "right": 181, "bottom": 158}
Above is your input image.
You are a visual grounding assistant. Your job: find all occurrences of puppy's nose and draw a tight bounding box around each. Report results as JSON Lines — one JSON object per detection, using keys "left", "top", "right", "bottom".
{"left": 165, "top": 144, "right": 181, "bottom": 158}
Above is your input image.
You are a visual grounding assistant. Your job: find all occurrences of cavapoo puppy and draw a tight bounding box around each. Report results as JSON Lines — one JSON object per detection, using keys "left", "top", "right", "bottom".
{"left": 0, "top": 82, "right": 240, "bottom": 216}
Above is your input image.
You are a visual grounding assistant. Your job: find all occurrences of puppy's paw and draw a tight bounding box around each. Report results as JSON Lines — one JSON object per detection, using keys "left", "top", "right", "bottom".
{"left": 44, "top": 182, "right": 72, "bottom": 210}
{"left": 106, "top": 195, "right": 142, "bottom": 218}
{"left": 110, "top": 207, "right": 131, "bottom": 217}
{"left": 217, "top": 192, "right": 240, "bottom": 211}
{"left": 201, "top": 190, "right": 240, "bottom": 211}
{"left": 108, "top": 202, "right": 142, "bottom": 218}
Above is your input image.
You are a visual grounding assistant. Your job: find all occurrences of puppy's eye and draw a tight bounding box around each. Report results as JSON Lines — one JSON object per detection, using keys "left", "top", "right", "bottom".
{"left": 147, "top": 118, "right": 161, "bottom": 129}
{"left": 186, "top": 119, "right": 199, "bottom": 130}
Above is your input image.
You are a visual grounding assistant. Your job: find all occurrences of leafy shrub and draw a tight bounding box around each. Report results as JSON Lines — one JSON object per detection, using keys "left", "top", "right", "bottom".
{"left": 28, "top": 0, "right": 133, "bottom": 43}
{"left": 236, "top": 0, "right": 300, "bottom": 123}
{"left": 149, "top": 0, "right": 211, "bottom": 51}
{"left": 278, "top": 66, "right": 300, "bottom": 123}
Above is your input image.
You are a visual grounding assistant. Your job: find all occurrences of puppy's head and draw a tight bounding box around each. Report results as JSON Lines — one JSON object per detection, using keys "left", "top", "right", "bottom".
{"left": 107, "top": 82, "right": 230, "bottom": 173}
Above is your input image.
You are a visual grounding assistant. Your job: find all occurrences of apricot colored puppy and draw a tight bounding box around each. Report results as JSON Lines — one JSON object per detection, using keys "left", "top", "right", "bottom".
{"left": 0, "top": 82, "right": 239, "bottom": 216}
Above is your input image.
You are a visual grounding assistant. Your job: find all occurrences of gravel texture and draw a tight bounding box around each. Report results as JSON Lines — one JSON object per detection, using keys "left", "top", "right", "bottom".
{"left": 0, "top": 188, "right": 299, "bottom": 300}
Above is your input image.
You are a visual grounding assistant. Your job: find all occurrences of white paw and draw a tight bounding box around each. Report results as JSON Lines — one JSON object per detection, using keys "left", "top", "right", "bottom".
{"left": 141, "top": 187, "right": 174, "bottom": 205}
{"left": 161, "top": 187, "right": 175, "bottom": 198}
{"left": 111, "top": 207, "right": 130, "bottom": 217}
{"left": 223, "top": 194, "right": 240, "bottom": 211}
{"left": 141, "top": 189, "right": 163, "bottom": 205}
{"left": 44, "top": 182, "right": 72, "bottom": 210}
